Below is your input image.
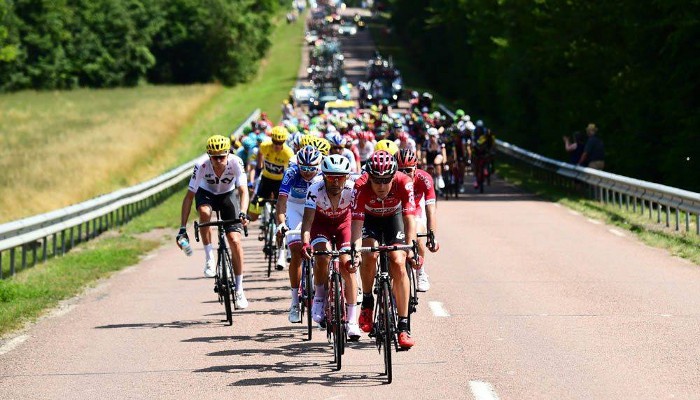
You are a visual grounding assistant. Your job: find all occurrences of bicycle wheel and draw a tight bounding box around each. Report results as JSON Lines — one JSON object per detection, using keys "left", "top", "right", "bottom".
{"left": 266, "top": 218, "right": 274, "bottom": 277}
{"left": 332, "top": 271, "right": 343, "bottom": 371}
{"left": 219, "top": 252, "right": 233, "bottom": 325}
{"left": 405, "top": 263, "right": 418, "bottom": 328}
{"left": 380, "top": 280, "right": 393, "bottom": 383}
{"left": 303, "top": 259, "right": 313, "bottom": 340}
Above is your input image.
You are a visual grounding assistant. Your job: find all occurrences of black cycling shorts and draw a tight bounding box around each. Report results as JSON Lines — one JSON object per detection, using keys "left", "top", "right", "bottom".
{"left": 362, "top": 213, "right": 406, "bottom": 245}
{"left": 194, "top": 189, "right": 243, "bottom": 233}
{"left": 253, "top": 176, "right": 282, "bottom": 203}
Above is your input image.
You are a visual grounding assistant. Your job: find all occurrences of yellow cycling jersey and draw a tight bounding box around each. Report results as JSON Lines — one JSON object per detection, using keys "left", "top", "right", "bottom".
{"left": 259, "top": 140, "right": 294, "bottom": 180}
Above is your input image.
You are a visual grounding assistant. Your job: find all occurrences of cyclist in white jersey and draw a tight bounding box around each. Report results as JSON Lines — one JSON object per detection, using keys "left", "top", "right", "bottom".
{"left": 275, "top": 146, "right": 323, "bottom": 323}
{"left": 178, "top": 135, "right": 250, "bottom": 308}
{"left": 300, "top": 154, "right": 362, "bottom": 340}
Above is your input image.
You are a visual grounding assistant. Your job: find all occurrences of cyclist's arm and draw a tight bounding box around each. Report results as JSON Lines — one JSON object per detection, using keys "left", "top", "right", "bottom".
{"left": 236, "top": 185, "right": 249, "bottom": 219}
{"left": 300, "top": 206, "right": 316, "bottom": 245}
{"left": 180, "top": 190, "right": 196, "bottom": 227}
{"left": 425, "top": 202, "right": 437, "bottom": 233}
{"left": 276, "top": 194, "right": 288, "bottom": 226}
{"left": 350, "top": 220, "right": 363, "bottom": 249}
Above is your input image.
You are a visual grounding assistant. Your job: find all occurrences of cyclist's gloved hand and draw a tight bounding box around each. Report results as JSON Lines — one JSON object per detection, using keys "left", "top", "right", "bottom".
{"left": 238, "top": 212, "right": 249, "bottom": 227}
{"left": 276, "top": 222, "right": 288, "bottom": 237}
{"left": 301, "top": 243, "right": 313, "bottom": 260}
{"left": 408, "top": 254, "right": 423, "bottom": 269}
{"left": 427, "top": 240, "right": 440, "bottom": 253}
{"left": 176, "top": 227, "right": 189, "bottom": 247}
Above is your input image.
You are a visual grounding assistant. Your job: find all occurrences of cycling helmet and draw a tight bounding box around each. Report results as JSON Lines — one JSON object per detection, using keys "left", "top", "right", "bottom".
{"left": 397, "top": 131, "right": 409, "bottom": 142}
{"left": 242, "top": 126, "right": 253, "bottom": 135}
{"left": 299, "top": 134, "right": 315, "bottom": 148}
{"left": 476, "top": 119, "right": 484, "bottom": 128}
{"left": 375, "top": 139, "right": 399, "bottom": 155}
{"left": 366, "top": 150, "right": 398, "bottom": 177}
{"left": 427, "top": 127, "right": 439, "bottom": 136}
{"left": 455, "top": 109, "right": 465, "bottom": 118}
{"left": 296, "top": 145, "right": 323, "bottom": 166}
{"left": 207, "top": 135, "right": 230, "bottom": 154}
{"left": 271, "top": 126, "right": 290, "bottom": 142}
{"left": 311, "top": 137, "right": 331, "bottom": 155}
{"left": 396, "top": 148, "right": 418, "bottom": 168}
{"left": 326, "top": 132, "right": 346, "bottom": 147}
{"left": 321, "top": 154, "right": 352, "bottom": 175}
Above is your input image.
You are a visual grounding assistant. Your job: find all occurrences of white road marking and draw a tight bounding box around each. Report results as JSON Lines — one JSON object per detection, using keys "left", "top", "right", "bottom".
{"left": 429, "top": 301, "right": 450, "bottom": 317}
{"left": 587, "top": 218, "right": 602, "bottom": 225}
{"left": 469, "top": 380, "right": 501, "bottom": 400}
{"left": 567, "top": 210, "right": 581, "bottom": 216}
{"left": 0, "top": 335, "right": 29, "bottom": 355}
{"left": 609, "top": 229, "right": 626, "bottom": 237}
{"left": 553, "top": 203, "right": 562, "bottom": 208}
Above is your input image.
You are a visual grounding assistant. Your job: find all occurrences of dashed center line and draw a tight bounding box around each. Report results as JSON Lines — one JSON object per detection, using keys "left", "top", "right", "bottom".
{"left": 567, "top": 210, "right": 581, "bottom": 216}
{"left": 587, "top": 218, "right": 602, "bottom": 225}
{"left": 469, "top": 380, "right": 501, "bottom": 400}
{"left": 429, "top": 301, "right": 450, "bottom": 317}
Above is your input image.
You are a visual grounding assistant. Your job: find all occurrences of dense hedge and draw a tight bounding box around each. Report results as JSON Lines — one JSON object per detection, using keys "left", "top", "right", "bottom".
{"left": 0, "top": 0, "right": 279, "bottom": 90}
{"left": 388, "top": 0, "right": 699, "bottom": 191}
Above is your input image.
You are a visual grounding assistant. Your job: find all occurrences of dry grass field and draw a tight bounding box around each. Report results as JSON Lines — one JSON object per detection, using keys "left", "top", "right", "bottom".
{"left": 0, "top": 85, "right": 222, "bottom": 223}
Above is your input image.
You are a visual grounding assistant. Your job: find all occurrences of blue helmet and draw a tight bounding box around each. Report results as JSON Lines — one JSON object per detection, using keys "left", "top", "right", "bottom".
{"left": 326, "top": 132, "right": 346, "bottom": 147}
{"left": 321, "top": 154, "right": 352, "bottom": 174}
{"left": 296, "top": 145, "right": 322, "bottom": 166}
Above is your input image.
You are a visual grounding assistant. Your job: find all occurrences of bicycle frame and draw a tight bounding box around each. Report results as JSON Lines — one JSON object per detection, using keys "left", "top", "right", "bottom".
{"left": 194, "top": 212, "right": 248, "bottom": 326}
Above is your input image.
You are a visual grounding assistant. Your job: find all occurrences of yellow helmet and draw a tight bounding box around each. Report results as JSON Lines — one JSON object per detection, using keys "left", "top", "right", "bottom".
{"left": 207, "top": 135, "right": 231, "bottom": 154}
{"left": 311, "top": 137, "right": 331, "bottom": 155}
{"left": 375, "top": 139, "right": 399, "bottom": 155}
{"left": 270, "top": 126, "right": 290, "bottom": 142}
{"left": 300, "top": 134, "right": 315, "bottom": 147}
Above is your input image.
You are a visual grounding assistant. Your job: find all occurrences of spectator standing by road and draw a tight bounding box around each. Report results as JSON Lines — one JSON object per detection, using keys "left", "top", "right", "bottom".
{"left": 563, "top": 131, "right": 586, "bottom": 165}
{"left": 578, "top": 123, "right": 605, "bottom": 170}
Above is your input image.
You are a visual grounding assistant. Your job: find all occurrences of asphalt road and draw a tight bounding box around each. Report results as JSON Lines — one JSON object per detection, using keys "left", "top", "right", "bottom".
{"left": 2, "top": 8, "right": 700, "bottom": 400}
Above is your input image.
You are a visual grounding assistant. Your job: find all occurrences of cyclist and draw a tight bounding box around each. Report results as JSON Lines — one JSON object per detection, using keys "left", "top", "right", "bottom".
{"left": 276, "top": 146, "right": 324, "bottom": 323}
{"left": 177, "top": 135, "right": 250, "bottom": 307}
{"left": 418, "top": 127, "right": 447, "bottom": 190}
{"left": 396, "top": 149, "right": 439, "bottom": 292}
{"left": 327, "top": 132, "right": 358, "bottom": 173}
{"left": 301, "top": 155, "right": 362, "bottom": 341}
{"left": 248, "top": 126, "right": 294, "bottom": 222}
{"left": 374, "top": 138, "right": 399, "bottom": 156}
{"left": 351, "top": 151, "right": 420, "bottom": 348}
{"left": 395, "top": 131, "right": 416, "bottom": 153}
{"left": 355, "top": 131, "right": 375, "bottom": 167}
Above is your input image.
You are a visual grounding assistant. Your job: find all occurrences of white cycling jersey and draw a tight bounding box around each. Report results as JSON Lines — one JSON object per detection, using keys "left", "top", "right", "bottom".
{"left": 187, "top": 154, "right": 247, "bottom": 194}
{"left": 354, "top": 140, "right": 375, "bottom": 162}
{"left": 304, "top": 178, "right": 356, "bottom": 220}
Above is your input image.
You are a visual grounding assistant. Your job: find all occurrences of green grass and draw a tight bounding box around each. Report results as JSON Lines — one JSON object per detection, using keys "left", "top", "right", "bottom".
{"left": 0, "top": 12, "right": 306, "bottom": 337}
{"left": 496, "top": 160, "right": 700, "bottom": 265}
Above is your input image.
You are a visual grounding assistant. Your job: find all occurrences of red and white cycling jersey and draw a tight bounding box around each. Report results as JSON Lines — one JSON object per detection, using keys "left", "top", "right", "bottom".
{"left": 413, "top": 169, "right": 436, "bottom": 216}
{"left": 304, "top": 179, "right": 356, "bottom": 222}
{"left": 351, "top": 172, "right": 416, "bottom": 220}
{"left": 187, "top": 154, "right": 247, "bottom": 194}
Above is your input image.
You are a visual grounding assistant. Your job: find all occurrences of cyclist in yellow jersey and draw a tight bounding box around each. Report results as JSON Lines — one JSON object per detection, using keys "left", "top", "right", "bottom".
{"left": 248, "top": 126, "right": 294, "bottom": 221}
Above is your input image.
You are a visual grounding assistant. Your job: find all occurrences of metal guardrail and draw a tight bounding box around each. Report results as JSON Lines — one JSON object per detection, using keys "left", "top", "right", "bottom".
{"left": 0, "top": 109, "right": 261, "bottom": 278}
{"left": 438, "top": 104, "right": 700, "bottom": 234}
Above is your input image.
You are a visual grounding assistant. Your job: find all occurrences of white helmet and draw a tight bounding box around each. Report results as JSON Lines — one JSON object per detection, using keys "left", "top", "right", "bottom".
{"left": 427, "top": 127, "right": 439, "bottom": 136}
{"left": 321, "top": 154, "right": 352, "bottom": 174}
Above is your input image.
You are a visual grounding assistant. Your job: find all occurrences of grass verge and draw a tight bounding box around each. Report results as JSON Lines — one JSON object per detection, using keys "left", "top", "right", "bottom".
{"left": 0, "top": 13, "right": 306, "bottom": 337}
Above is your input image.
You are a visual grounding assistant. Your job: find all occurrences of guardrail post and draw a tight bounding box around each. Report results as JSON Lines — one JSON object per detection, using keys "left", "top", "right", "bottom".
{"left": 0, "top": 251, "right": 3, "bottom": 279}
{"left": 675, "top": 208, "right": 680, "bottom": 231}
{"left": 61, "top": 230, "right": 66, "bottom": 255}
{"left": 10, "top": 247, "right": 16, "bottom": 276}
{"left": 21, "top": 244, "right": 27, "bottom": 271}
{"left": 657, "top": 203, "right": 661, "bottom": 223}
{"left": 696, "top": 214, "right": 699, "bottom": 235}
{"left": 665, "top": 205, "right": 670, "bottom": 227}
{"left": 43, "top": 237, "right": 48, "bottom": 262}
{"left": 31, "top": 243, "right": 37, "bottom": 267}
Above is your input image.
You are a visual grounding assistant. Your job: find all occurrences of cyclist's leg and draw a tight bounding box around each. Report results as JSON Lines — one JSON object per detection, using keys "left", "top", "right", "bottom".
{"left": 194, "top": 189, "right": 217, "bottom": 274}
{"left": 311, "top": 238, "right": 331, "bottom": 323}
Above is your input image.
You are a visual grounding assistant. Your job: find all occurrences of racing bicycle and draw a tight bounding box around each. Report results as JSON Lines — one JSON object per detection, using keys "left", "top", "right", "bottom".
{"left": 194, "top": 212, "right": 248, "bottom": 325}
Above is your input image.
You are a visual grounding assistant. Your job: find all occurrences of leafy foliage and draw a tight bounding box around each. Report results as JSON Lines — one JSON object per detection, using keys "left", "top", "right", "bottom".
{"left": 0, "top": 0, "right": 278, "bottom": 90}
{"left": 387, "top": 0, "right": 700, "bottom": 191}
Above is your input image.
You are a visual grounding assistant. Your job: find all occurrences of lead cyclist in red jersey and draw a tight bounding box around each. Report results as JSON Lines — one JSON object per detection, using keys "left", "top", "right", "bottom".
{"left": 351, "top": 151, "right": 420, "bottom": 349}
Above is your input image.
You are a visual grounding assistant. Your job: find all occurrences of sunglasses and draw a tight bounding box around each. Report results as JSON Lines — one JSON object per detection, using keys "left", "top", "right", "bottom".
{"left": 299, "top": 165, "right": 318, "bottom": 173}
{"left": 210, "top": 154, "right": 227, "bottom": 161}
{"left": 399, "top": 167, "right": 415, "bottom": 174}
{"left": 325, "top": 174, "right": 347, "bottom": 182}
{"left": 272, "top": 140, "right": 285, "bottom": 146}
{"left": 331, "top": 146, "right": 344, "bottom": 151}
{"left": 370, "top": 176, "right": 393, "bottom": 185}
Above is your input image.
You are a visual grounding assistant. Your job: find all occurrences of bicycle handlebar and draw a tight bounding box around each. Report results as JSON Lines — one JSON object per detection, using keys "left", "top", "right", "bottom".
{"left": 313, "top": 249, "right": 353, "bottom": 256}
{"left": 194, "top": 218, "right": 248, "bottom": 242}
{"left": 417, "top": 231, "right": 436, "bottom": 248}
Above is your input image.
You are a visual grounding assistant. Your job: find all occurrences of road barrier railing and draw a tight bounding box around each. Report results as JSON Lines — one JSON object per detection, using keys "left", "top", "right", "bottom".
{"left": 438, "top": 104, "right": 700, "bottom": 235}
{"left": 0, "top": 109, "right": 260, "bottom": 279}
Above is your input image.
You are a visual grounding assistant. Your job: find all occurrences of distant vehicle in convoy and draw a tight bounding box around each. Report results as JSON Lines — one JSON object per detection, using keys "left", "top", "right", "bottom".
{"left": 358, "top": 76, "right": 403, "bottom": 107}
{"left": 337, "top": 21, "right": 358, "bottom": 36}
{"left": 290, "top": 82, "right": 318, "bottom": 106}
{"left": 309, "top": 84, "right": 341, "bottom": 112}
{"left": 324, "top": 99, "right": 358, "bottom": 115}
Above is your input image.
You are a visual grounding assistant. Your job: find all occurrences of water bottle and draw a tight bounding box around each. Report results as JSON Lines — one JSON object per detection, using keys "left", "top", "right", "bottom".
{"left": 178, "top": 237, "right": 193, "bottom": 257}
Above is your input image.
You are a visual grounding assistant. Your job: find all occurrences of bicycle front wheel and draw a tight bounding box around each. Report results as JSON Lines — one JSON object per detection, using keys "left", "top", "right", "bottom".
{"left": 303, "top": 260, "right": 313, "bottom": 340}
{"left": 380, "top": 280, "right": 393, "bottom": 383}
{"left": 332, "top": 271, "right": 343, "bottom": 371}
{"left": 220, "top": 253, "right": 233, "bottom": 325}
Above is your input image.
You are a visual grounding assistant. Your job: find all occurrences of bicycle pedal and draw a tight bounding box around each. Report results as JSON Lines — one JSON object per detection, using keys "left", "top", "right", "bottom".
{"left": 213, "top": 286, "right": 218, "bottom": 293}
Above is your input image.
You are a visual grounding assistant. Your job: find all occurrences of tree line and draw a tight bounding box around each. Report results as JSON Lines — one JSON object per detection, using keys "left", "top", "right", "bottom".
{"left": 387, "top": 0, "right": 699, "bottom": 191}
{"left": 0, "top": 0, "right": 280, "bottom": 90}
